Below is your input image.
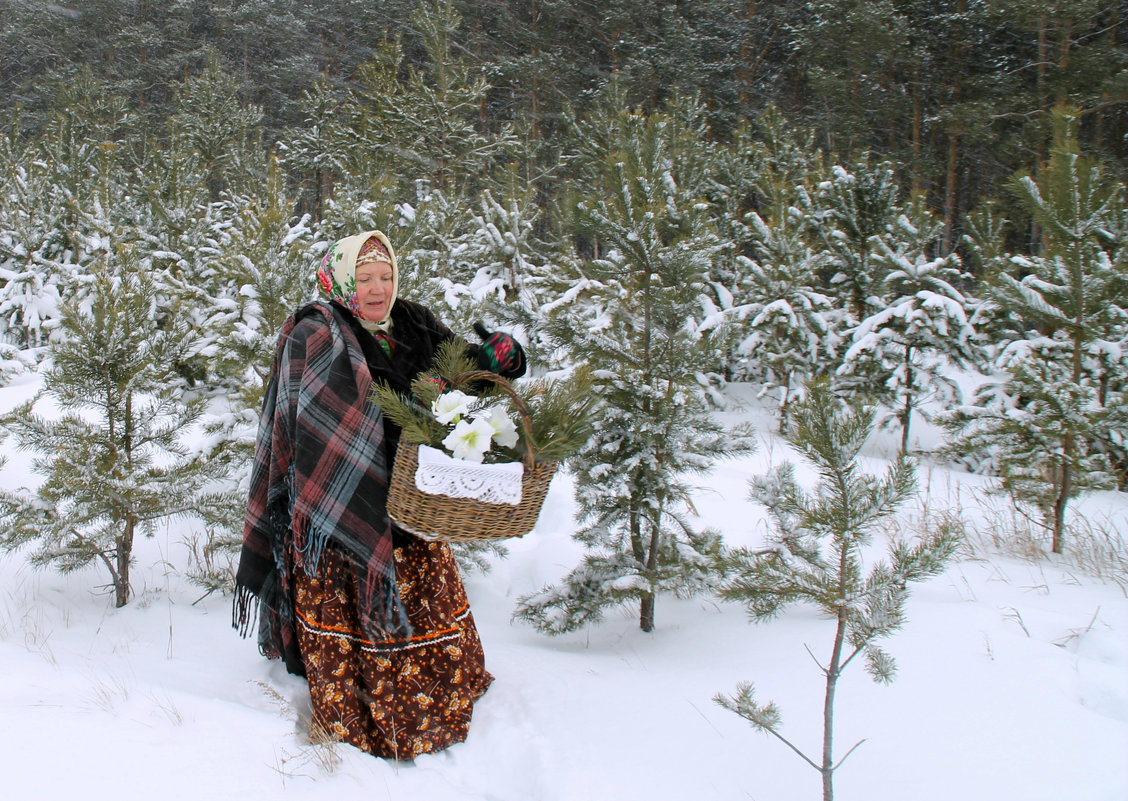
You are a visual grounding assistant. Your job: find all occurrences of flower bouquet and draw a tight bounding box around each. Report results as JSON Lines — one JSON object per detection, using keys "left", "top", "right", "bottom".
{"left": 372, "top": 340, "right": 594, "bottom": 543}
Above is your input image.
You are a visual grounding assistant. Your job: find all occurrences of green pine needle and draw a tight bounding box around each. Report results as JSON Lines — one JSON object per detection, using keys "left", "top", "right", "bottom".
{"left": 370, "top": 346, "right": 596, "bottom": 466}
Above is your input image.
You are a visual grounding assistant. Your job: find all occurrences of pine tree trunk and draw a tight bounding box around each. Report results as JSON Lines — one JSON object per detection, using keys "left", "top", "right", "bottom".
{"left": 900, "top": 394, "right": 912, "bottom": 454}
{"left": 942, "top": 132, "right": 959, "bottom": 255}
{"left": 638, "top": 262, "right": 657, "bottom": 633}
{"left": 779, "top": 369, "right": 794, "bottom": 434}
{"left": 530, "top": 83, "right": 541, "bottom": 141}
{"left": 1052, "top": 450, "right": 1071, "bottom": 554}
{"left": 117, "top": 392, "right": 135, "bottom": 606}
{"left": 629, "top": 502, "right": 653, "bottom": 631}
{"left": 738, "top": 1, "right": 768, "bottom": 108}
{"left": 1099, "top": 3, "right": 1121, "bottom": 152}
{"left": 640, "top": 504, "right": 664, "bottom": 633}
{"left": 1056, "top": 19, "right": 1073, "bottom": 108}
{"left": 942, "top": 0, "right": 967, "bottom": 256}
{"left": 820, "top": 532, "right": 855, "bottom": 801}
{"left": 639, "top": 594, "right": 655, "bottom": 633}
{"left": 1037, "top": 17, "right": 1049, "bottom": 114}
{"left": 115, "top": 515, "right": 135, "bottom": 608}
{"left": 318, "top": 169, "right": 335, "bottom": 217}
{"left": 1052, "top": 328, "right": 1085, "bottom": 554}
{"left": 821, "top": 609, "right": 847, "bottom": 801}
{"left": 900, "top": 345, "right": 914, "bottom": 454}
{"left": 911, "top": 82, "right": 923, "bottom": 194}
{"left": 1031, "top": 15, "right": 1051, "bottom": 246}
{"left": 629, "top": 504, "right": 645, "bottom": 564}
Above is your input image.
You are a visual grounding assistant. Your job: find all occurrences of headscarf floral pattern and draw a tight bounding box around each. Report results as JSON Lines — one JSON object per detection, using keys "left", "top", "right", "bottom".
{"left": 316, "top": 230, "right": 398, "bottom": 325}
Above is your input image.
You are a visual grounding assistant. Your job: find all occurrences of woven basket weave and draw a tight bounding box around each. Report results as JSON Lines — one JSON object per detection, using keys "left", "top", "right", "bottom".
{"left": 386, "top": 370, "right": 558, "bottom": 543}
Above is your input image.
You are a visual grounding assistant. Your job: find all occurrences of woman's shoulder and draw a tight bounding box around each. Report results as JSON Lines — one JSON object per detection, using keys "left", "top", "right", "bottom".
{"left": 391, "top": 298, "right": 451, "bottom": 335}
{"left": 290, "top": 300, "right": 351, "bottom": 328}
{"left": 391, "top": 297, "right": 436, "bottom": 323}
{"left": 279, "top": 301, "right": 347, "bottom": 346}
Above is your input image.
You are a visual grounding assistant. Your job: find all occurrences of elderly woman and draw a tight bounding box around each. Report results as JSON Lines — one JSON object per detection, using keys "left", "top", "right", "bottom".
{"left": 234, "top": 231, "right": 525, "bottom": 760}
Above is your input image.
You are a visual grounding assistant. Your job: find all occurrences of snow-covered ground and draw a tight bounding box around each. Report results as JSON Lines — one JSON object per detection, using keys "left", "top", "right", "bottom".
{"left": 1, "top": 376, "right": 1125, "bottom": 801}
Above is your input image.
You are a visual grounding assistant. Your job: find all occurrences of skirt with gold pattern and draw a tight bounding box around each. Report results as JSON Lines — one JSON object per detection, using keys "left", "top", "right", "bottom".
{"left": 292, "top": 538, "right": 493, "bottom": 760}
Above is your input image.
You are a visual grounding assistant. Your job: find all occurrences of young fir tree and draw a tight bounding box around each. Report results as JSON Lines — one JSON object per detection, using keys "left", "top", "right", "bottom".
{"left": 466, "top": 181, "right": 573, "bottom": 372}
{"left": 837, "top": 194, "right": 979, "bottom": 452}
{"left": 0, "top": 130, "right": 73, "bottom": 348}
{"left": 317, "top": 173, "right": 405, "bottom": 248}
{"left": 130, "top": 127, "right": 227, "bottom": 388}
{"left": 133, "top": 129, "right": 214, "bottom": 280}
{"left": 702, "top": 119, "right": 760, "bottom": 337}
{"left": 459, "top": 187, "right": 547, "bottom": 306}
{"left": 350, "top": 0, "right": 515, "bottom": 199}
{"left": 715, "top": 381, "right": 961, "bottom": 801}
{"left": 0, "top": 254, "right": 233, "bottom": 607}
{"left": 205, "top": 156, "right": 318, "bottom": 411}
{"left": 0, "top": 71, "right": 132, "bottom": 348}
{"left": 279, "top": 76, "right": 356, "bottom": 215}
{"left": 946, "top": 109, "right": 1126, "bottom": 552}
{"left": 728, "top": 107, "right": 840, "bottom": 422}
{"left": 167, "top": 50, "right": 265, "bottom": 202}
{"left": 513, "top": 98, "right": 754, "bottom": 634}
{"left": 388, "top": 179, "right": 487, "bottom": 332}
{"left": 809, "top": 156, "right": 904, "bottom": 330}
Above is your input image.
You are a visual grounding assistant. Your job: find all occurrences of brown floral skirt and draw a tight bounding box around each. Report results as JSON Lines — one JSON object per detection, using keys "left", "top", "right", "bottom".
{"left": 292, "top": 538, "right": 493, "bottom": 760}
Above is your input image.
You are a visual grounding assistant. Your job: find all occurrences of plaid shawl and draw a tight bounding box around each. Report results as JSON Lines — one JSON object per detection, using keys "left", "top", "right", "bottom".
{"left": 234, "top": 301, "right": 410, "bottom": 668}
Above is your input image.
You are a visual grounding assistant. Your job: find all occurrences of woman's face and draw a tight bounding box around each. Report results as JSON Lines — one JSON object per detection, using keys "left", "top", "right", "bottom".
{"left": 355, "top": 260, "right": 395, "bottom": 322}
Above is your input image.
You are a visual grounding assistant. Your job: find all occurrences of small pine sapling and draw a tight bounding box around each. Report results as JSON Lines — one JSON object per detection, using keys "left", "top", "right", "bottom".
{"left": 0, "top": 259, "right": 234, "bottom": 607}
{"left": 837, "top": 194, "right": 978, "bottom": 452}
{"left": 943, "top": 355, "right": 1116, "bottom": 549}
{"left": 948, "top": 108, "right": 1127, "bottom": 553}
{"left": 715, "top": 381, "right": 961, "bottom": 801}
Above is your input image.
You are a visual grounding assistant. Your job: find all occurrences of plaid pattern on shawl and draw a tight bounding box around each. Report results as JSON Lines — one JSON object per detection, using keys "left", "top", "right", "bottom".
{"left": 234, "top": 301, "right": 410, "bottom": 663}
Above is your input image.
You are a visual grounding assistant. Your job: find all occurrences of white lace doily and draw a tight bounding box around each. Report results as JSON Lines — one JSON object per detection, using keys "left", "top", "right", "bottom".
{"left": 415, "top": 445, "right": 524, "bottom": 505}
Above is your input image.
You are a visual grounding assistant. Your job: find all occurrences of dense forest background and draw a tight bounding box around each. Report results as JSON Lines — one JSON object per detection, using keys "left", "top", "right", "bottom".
{"left": 2, "top": 0, "right": 1124, "bottom": 239}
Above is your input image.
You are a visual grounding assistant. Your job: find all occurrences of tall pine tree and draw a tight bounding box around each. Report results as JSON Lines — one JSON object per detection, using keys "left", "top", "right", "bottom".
{"left": 514, "top": 95, "right": 754, "bottom": 634}
{"left": 349, "top": 0, "right": 514, "bottom": 199}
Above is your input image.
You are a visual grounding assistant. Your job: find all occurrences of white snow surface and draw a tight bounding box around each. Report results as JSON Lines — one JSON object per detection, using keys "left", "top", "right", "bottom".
{"left": 0, "top": 376, "right": 1125, "bottom": 801}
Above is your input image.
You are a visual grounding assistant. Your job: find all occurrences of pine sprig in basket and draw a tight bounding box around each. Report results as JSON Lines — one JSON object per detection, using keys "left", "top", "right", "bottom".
{"left": 515, "top": 371, "right": 599, "bottom": 464}
{"left": 371, "top": 339, "right": 595, "bottom": 467}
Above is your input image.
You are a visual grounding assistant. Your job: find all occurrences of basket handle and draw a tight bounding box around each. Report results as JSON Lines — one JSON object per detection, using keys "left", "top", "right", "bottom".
{"left": 450, "top": 369, "right": 536, "bottom": 471}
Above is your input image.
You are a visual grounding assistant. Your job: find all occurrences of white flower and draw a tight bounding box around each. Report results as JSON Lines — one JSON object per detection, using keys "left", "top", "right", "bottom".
{"left": 484, "top": 406, "right": 520, "bottom": 448}
{"left": 432, "top": 389, "right": 474, "bottom": 425}
{"left": 442, "top": 417, "right": 496, "bottom": 463}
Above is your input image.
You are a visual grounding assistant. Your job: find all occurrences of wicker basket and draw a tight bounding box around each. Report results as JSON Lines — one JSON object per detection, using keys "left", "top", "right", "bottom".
{"left": 386, "top": 370, "right": 558, "bottom": 543}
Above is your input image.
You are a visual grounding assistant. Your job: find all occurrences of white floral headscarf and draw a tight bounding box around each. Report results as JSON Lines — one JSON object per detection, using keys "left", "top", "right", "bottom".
{"left": 316, "top": 230, "right": 399, "bottom": 332}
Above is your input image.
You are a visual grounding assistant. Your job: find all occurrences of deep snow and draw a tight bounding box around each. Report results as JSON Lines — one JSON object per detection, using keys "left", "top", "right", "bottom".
{"left": 0, "top": 376, "right": 1125, "bottom": 801}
